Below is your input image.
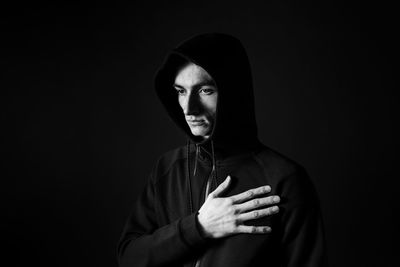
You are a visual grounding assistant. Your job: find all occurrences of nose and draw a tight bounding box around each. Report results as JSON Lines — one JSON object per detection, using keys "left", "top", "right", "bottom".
{"left": 182, "top": 92, "right": 201, "bottom": 115}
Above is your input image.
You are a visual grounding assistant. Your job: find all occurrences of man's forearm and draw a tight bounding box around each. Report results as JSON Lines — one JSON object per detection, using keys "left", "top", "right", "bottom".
{"left": 118, "top": 213, "right": 207, "bottom": 267}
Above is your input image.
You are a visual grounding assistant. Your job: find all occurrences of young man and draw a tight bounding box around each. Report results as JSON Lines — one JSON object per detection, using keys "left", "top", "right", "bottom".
{"left": 118, "top": 33, "right": 326, "bottom": 267}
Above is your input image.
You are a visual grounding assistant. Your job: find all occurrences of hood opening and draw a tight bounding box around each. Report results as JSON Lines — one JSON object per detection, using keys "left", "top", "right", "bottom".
{"left": 155, "top": 33, "right": 260, "bottom": 152}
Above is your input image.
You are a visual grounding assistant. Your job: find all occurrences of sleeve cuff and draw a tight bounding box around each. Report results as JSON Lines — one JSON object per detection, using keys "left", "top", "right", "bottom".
{"left": 179, "top": 212, "right": 208, "bottom": 248}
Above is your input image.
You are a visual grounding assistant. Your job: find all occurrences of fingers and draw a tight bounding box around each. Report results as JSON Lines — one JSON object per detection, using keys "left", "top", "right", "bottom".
{"left": 235, "top": 195, "right": 280, "bottom": 213}
{"left": 230, "top": 185, "right": 271, "bottom": 203}
{"left": 209, "top": 175, "right": 231, "bottom": 198}
{"left": 236, "top": 225, "right": 272, "bottom": 234}
{"left": 236, "top": 205, "right": 279, "bottom": 222}
{"left": 234, "top": 206, "right": 279, "bottom": 235}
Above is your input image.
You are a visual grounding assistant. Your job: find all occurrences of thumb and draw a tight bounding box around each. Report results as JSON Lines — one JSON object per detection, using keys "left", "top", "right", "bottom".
{"left": 209, "top": 175, "right": 231, "bottom": 198}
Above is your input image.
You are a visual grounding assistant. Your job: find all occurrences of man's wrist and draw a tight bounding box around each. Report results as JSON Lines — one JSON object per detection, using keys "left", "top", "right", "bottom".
{"left": 195, "top": 213, "right": 210, "bottom": 238}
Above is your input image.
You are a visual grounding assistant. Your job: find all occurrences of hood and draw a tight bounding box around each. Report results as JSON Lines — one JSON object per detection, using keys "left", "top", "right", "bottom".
{"left": 155, "top": 33, "right": 259, "bottom": 152}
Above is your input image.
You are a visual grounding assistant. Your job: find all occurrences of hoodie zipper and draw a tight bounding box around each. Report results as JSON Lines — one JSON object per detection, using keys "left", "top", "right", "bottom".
{"left": 193, "top": 161, "right": 215, "bottom": 267}
{"left": 193, "top": 174, "right": 212, "bottom": 267}
{"left": 191, "top": 141, "right": 217, "bottom": 267}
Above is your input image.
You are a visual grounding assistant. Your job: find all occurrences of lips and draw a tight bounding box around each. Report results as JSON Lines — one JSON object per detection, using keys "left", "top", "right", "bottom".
{"left": 187, "top": 120, "right": 206, "bottom": 126}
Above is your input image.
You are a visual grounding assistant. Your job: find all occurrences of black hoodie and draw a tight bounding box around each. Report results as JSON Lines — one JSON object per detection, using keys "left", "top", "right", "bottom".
{"left": 118, "top": 33, "right": 326, "bottom": 267}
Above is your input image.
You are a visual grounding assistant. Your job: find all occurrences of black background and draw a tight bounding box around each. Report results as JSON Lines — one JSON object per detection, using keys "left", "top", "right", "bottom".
{"left": 2, "top": 1, "right": 398, "bottom": 267}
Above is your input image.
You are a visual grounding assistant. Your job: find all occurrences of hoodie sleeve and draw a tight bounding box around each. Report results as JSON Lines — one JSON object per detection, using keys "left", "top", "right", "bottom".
{"left": 279, "top": 168, "right": 327, "bottom": 267}
{"left": 117, "top": 174, "right": 208, "bottom": 267}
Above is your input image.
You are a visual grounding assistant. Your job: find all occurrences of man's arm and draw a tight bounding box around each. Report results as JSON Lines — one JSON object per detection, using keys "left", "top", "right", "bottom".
{"left": 279, "top": 168, "right": 327, "bottom": 267}
{"left": 117, "top": 177, "right": 207, "bottom": 267}
{"left": 118, "top": 175, "right": 281, "bottom": 267}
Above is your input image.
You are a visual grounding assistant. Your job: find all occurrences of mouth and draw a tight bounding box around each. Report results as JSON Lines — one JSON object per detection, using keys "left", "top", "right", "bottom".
{"left": 187, "top": 120, "right": 206, "bottom": 126}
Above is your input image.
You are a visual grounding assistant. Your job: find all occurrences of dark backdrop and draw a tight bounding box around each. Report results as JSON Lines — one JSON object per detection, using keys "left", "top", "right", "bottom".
{"left": 2, "top": 2, "right": 397, "bottom": 267}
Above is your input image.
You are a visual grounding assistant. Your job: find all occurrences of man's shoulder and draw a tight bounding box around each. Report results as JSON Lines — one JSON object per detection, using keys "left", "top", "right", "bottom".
{"left": 255, "top": 146, "right": 318, "bottom": 200}
{"left": 254, "top": 145, "right": 306, "bottom": 179}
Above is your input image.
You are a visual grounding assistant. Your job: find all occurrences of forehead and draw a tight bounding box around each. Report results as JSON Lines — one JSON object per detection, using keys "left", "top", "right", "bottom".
{"left": 174, "top": 62, "right": 214, "bottom": 87}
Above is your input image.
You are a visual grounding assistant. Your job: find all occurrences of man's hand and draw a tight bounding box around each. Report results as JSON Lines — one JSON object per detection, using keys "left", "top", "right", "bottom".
{"left": 197, "top": 175, "right": 280, "bottom": 238}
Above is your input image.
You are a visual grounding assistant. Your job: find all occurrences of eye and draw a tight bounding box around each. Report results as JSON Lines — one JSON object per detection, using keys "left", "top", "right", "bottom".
{"left": 174, "top": 87, "right": 186, "bottom": 95}
{"left": 199, "top": 88, "right": 216, "bottom": 95}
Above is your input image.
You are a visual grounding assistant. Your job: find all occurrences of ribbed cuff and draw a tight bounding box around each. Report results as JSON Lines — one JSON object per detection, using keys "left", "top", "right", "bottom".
{"left": 179, "top": 212, "right": 208, "bottom": 248}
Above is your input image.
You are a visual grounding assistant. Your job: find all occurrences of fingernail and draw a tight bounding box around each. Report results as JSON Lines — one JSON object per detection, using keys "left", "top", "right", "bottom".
{"left": 272, "top": 206, "right": 279, "bottom": 212}
{"left": 273, "top": 196, "right": 280, "bottom": 202}
{"left": 264, "top": 227, "right": 272, "bottom": 233}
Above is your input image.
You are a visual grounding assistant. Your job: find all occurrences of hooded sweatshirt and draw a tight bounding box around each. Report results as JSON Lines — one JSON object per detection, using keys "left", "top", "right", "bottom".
{"left": 117, "top": 33, "right": 326, "bottom": 267}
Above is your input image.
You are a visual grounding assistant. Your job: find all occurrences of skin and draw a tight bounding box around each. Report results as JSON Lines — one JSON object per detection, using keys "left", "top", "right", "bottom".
{"left": 174, "top": 62, "right": 218, "bottom": 139}
{"left": 198, "top": 176, "right": 280, "bottom": 238}
{"left": 174, "top": 62, "right": 280, "bottom": 238}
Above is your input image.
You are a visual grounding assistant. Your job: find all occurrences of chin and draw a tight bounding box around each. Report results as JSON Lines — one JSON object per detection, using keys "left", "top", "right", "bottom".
{"left": 190, "top": 126, "right": 211, "bottom": 138}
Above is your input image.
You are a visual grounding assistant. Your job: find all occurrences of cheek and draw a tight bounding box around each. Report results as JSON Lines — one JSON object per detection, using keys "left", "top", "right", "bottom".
{"left": 178, "top": 96, "right": 185, "bottom": 110}
{"left": 207, "top": 99, "right": 217, "bottom": 117}
{"left": 203, "top": 97, "right": 218, "bottom": 115}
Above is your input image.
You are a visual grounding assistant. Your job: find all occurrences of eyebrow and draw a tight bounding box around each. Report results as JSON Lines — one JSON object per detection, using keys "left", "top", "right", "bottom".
{"left": 173, "top": 81, "right": 216, "bottom": 90}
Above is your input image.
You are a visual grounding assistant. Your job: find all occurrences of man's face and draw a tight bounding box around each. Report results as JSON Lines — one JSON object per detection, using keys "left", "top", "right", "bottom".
{"left": 174, "top": 62, "right": 218, "bottom": 139}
